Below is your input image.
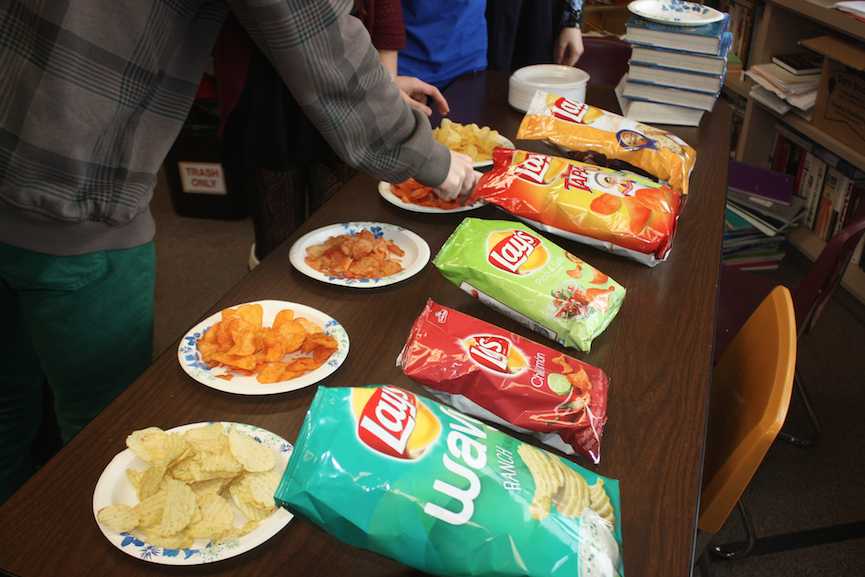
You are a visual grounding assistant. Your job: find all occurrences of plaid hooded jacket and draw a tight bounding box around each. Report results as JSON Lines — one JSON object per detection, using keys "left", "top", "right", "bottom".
{"left": 0, "top": 0, "right": 449, "bottom": 255}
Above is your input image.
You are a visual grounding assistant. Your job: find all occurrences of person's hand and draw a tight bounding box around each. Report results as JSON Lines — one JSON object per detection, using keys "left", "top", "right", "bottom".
{"left": 394, "top": 76, "right": 450, "bottom": 117}
{"left": 434, "top": 150, "right": 475, "bottom": 201}
{"left": 554, "top": 27, "right": 585, "bottom": 67}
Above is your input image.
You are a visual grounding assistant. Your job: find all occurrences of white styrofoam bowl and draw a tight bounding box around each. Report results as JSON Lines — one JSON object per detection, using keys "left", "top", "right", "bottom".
{"left": 508, "top": 64, "right": 590, "bottom": 112}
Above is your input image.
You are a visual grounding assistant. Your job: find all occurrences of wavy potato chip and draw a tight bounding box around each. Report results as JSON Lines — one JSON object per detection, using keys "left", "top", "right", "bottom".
{"left": 228, "top": 424, "right": 275, "bottom": 473}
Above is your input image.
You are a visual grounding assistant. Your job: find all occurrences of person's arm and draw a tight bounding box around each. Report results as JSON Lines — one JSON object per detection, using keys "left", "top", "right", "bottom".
{"left": 555, "top": 0, "right": 585, "bottom": 66}
{"left": 231, "top": 0, "right": 472, "bottom": 198}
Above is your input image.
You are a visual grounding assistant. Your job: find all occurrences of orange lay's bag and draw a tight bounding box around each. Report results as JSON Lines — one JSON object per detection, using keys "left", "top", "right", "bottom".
{"left": 516, "top": 90, "right": 697, "bottom": 196}
{"left": 472, "top": 148, "right": 685, "bottom": 265}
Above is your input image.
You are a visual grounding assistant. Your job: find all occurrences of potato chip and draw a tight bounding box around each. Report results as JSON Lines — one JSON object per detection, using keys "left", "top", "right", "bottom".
{"left": 183, "top": 423, "right": 228, "bottom": 453}
{"left": 97, "top": 504, "right": 140, "bottom": 533}
{"left": 228, "top": 424, "right": 275, "bottom": 473}
{"left": 160, "top": 478, "right": 198, "bottom": 536}
{"left": 125, "top": 427, "right": 165, "bottom": 463}
{"left": 133, "top": 489, "right": 167, "bottom": 526}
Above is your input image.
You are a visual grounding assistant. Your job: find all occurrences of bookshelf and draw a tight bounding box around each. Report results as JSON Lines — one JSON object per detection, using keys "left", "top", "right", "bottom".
{"left": 725, "top": 0, "right": 865, "bottom": 304}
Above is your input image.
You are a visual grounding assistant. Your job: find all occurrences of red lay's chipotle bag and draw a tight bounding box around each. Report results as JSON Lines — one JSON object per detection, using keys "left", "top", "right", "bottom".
{"left": 516, "top": 90, "right": 696, "bottom": 196}
{"left": 399, "top": 299, "right": 609, "bottom": 463}
{"left": 472, "top": 148, "right": 684, "bottom": 265}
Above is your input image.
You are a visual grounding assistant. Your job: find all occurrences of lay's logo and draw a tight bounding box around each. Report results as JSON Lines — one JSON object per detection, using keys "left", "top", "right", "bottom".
{"left": 353, "top": 386, "right": 441, "bottom": 459}
{"left": 487, "top": 230, "right": 548, "bottom": 275}
{"left": 550, "top": 96, "right": 604, "bottom": 125}
{"left": 465, "top": 336, "right": 528, "bottom": 374}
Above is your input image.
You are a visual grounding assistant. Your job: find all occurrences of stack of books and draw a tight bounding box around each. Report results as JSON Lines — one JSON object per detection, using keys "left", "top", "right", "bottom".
{"left": 723, "top": 159, "right": 807, "bottom": 271}
{"left": 745, "top": 56, "right": 821, "bottom": 117}
{"left": 619, "top": 11, "right": 733, "bottom": 126}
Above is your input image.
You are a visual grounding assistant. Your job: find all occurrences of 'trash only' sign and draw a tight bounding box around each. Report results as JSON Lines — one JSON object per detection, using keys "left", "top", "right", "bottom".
{"left": 178, "top": 162, "right": 227, "bottom": 195}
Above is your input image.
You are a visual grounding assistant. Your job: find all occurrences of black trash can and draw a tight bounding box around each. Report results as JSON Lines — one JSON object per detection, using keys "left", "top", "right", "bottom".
{"left": 163, "top": 100, "right": 249, "bottom": 221}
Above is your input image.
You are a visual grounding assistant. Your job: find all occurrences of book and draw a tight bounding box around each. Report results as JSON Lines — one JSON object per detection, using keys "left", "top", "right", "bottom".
{"left": 746, "top": 63, "right": 821, "bottom": 95}
{"left": 614, "top": 75, "right": 705, "bottom": 126}
{"left": 621, "top": 80, "right": 719, "bottom": 112}
{"left": 812, "top": 166, "right": 845, "bottom": 240}
{"left": 728, "top": 160, "right": 795, "bottom": 205}
{"left": 723, "top": 248, "right": 786, "bottom": 266}
{"left": 804, "top": 156, "right": 828, "bottom": 228}
{"left": 725, "top": 199, "right": 790, "bottom": 236}
{"left": 725, "top": 206, "right": 756, "bottom": 231}
{"left": 626, "top": 63, "right": 726, "bottom": 94}
{"left": 811, "top": 143, "right": 865, "bottom": 181}
{"left": 729, "top": 261, "right": 781, "bottom": 271}
{"left": 625, "top": 13, "right": 731, "bottom": 56}
{"left": 628, "top": 33, "right": 733, "bottom": 76}
{"left": 772, "top": 52, "right": 824, "bottom": 75}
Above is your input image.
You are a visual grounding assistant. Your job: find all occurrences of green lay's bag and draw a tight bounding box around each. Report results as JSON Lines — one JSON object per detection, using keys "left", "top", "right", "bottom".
{"left": 434, "top": 218, "right": 625, "bottom": 352}
{"left": 275, "top": 385, "right": 624, "bottom": 577}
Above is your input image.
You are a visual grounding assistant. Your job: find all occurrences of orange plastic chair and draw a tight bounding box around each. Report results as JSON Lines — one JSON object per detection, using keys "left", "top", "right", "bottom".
{"left": 697, "top": 286, "right": 797, "bottom": 572}
{"left": 714, "top": 202, "right": 865, "bottom": 446}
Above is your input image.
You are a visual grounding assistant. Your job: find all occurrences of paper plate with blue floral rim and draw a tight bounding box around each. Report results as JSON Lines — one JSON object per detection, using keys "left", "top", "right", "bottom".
{"left": 628, "top": 0, "right": 725, "bottom": 25}
{"left": 177, "top": 299, "right": 349, "bottom": 395}
{"left": 93, "top": 422, "right": 294, "bottom": 565}
{"left": 289, "top": 222, "right": 431, "bottom": 287}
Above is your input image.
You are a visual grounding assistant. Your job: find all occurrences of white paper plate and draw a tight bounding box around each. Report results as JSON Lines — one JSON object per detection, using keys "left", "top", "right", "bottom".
{"left": 93, "top": 422, "right": 293, "bottom": 565}
{"left": 473, "top": 135, "right": 515, "bottom": 168}
{"left": 178, "top": 300, "right": 349, "bottom": 395}
{"left": 289, "top": 222, "right": 430, "bottom": 287}
{"left": 628, "top": 0, "right": 725, "bottom": 25}
{"left": 378, "top": 171, "right": 486, "bottom": 213}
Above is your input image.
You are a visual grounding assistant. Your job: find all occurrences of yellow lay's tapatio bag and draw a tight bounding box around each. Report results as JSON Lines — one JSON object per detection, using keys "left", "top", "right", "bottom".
{"left": 275, "top": 385, "right": 624, "bottom": 577}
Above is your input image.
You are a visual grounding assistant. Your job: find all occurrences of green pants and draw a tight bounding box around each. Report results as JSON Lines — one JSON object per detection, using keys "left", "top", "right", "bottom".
{"left": 0, "top": 242, "right": 155, "bottom": 504}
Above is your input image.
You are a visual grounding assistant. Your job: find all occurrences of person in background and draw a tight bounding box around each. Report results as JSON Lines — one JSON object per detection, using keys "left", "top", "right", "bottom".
{"left": 217, "top": 1, "right": 450, "bottom": 265}
{"left": 487, "top": 0, "right": 585, "bottom": 73}
{"left": 398, "top": 0, "right": 489, "bottom": 90}
{"left": 0, "top": 0, "right": 474, "bottom": 505}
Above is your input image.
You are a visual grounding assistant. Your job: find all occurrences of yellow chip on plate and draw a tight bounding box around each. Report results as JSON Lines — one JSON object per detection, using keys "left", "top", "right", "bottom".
{"left": 160, "top": 478, "right": 198, "bottom": 536}
{"left": 228, "top": 424, "right": 276, "bottom": 473}
{"left": 97, "top": 504, "right": 141, "bottom": 534}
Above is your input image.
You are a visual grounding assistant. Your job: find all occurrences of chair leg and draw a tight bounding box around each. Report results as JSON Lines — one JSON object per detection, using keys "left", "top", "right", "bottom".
{"left": 710, "top": 500, "right": 756, "bottom": 560}
{"left": 779, "top": 369, "right": 823, "bottom": 447}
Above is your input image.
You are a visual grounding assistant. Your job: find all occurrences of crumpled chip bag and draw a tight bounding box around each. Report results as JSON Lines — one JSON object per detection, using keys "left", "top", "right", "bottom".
{"left": 516, "top": 90, "right": 696, "bottom": 196}
{"left": 473, "top": 148, "right": 685, "bottom": 265}
{"left": 400, "top": 299, "right": 609, "bottom": 463}
{"left": 433, "top": 217, "right": 625, "bottom": 352}
{"left": 275, "top": 385, "right": 624, "bottom": 577}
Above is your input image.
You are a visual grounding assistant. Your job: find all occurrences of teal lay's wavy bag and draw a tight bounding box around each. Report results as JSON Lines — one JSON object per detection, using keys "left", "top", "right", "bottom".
{"left": 275, "top": 385, "right": 624, "bottom": 577}
{"left": 434, "top": 218, "right": 625, "bottom": 352}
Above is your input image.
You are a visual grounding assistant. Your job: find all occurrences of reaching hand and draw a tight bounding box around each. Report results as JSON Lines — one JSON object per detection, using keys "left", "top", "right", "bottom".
{"left": 554, "top": 27, "right": 585, "bottom": 67}
{"left": 434, "top": 150, "right": 475, "bottom": 201}
{"left": 394, "top": 76, "right": 450, "bottom": 117}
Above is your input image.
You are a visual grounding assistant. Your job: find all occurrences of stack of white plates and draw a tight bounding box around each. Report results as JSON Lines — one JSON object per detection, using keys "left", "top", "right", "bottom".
{"left": 508, "top": 65, "right": 591, "bottom": 113}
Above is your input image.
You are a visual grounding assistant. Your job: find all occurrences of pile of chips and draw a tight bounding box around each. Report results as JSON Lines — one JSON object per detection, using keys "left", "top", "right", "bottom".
{"left": 96, "top": 423, "right": 279, "bottom": 548}
{"left": 389, "top": 179, "right": 462, "bottom": 210}
{"left": 197, "top": 303, "right": 339, "bottom": 384}
{"left": 433, "top": 118, "right": 502, "bottom": 163}
{"left": 304, "top": 229, "right": 405, "bottom": 279}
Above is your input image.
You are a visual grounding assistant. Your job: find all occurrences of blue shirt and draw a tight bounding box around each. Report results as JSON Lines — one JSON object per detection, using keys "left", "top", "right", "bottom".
{"left": 398, "top": 0, "right": 488, "bottom": 89}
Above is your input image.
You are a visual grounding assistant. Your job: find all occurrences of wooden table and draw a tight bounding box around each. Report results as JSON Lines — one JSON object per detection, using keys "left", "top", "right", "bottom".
{"left": 0, "top": 71, "right": 731, "bottom": 577}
